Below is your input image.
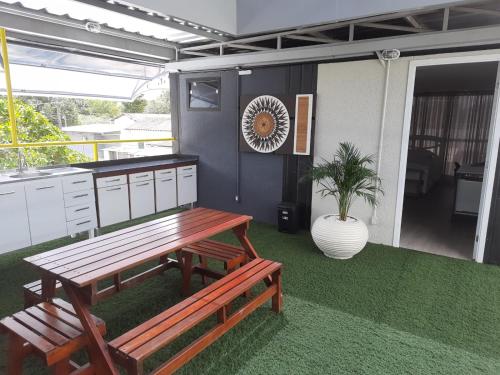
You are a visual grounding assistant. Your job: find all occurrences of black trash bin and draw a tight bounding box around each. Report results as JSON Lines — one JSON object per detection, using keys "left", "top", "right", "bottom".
{"left": 277, "top": 202, "right": 299, "bottom": 234}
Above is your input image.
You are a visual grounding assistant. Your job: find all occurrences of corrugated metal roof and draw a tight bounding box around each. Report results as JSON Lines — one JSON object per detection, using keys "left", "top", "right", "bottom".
{"left": 0, "top": 0, "right": 210, "bottom": 44}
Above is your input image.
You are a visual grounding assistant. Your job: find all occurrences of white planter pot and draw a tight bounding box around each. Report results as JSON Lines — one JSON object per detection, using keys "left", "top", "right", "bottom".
{"left": 311, "top": 214, "right": 369, "bottom": 259}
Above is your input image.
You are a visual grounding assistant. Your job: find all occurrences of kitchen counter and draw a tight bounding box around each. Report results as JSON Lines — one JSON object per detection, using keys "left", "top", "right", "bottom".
{"left": 0, "top": 167, "right": 93, "bottom": 185}
{"left": 75, "top": 154, "right": 198, "bottom": 177}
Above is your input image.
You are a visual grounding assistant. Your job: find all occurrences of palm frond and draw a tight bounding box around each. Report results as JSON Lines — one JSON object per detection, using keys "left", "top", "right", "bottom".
{"left": 307, "top": 142, "right": 384, "bottom": 221}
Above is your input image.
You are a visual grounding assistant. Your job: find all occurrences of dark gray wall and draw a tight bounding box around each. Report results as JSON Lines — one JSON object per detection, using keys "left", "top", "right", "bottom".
{"left": 171, "top": 64, "right": 317, "bottom": 225}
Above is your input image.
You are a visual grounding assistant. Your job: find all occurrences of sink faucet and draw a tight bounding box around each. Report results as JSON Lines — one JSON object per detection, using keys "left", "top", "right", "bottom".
{"left": 17, "top": 149, "right": 28, "bottom": 173}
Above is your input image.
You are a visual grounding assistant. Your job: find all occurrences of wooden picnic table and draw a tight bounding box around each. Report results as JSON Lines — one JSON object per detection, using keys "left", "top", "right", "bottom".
{"left": 24, "top": 207, "right": 260, "bottom": 375}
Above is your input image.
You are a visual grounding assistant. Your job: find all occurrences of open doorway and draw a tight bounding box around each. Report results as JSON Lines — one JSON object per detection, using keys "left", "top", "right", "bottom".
{"left": 400, "top": 61, "right": 499, "bottom": 260}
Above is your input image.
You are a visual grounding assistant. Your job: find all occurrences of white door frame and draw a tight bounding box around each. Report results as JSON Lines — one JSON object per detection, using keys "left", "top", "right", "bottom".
{"left": 393, "top": 53, "right": 500, "bottom": 263}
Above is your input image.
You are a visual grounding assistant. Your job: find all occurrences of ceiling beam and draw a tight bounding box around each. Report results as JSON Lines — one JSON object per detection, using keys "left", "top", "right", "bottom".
{"left": 357, "top": 22, "right": 430, "bottom": 33}
{"left": 0, "top": 2, "right": 176, "bottom": 61}
{"left": 285, "top": 34, "right": 339, "bottom": 44}
{"left": 73, "top": 0, "right": 231, "bottom": 42}
{"left": 179, "top": 4, "right": 456, "bottom": 53}
{"left": 453, "top": 6, "right": 500, "bottom": 17}
{"left": 405, "top": 16, "right": 423, "bottom": 29}
{"left": 167, "top": 24, "right": 500, "bottom": 71}
{"left": 227, "top": 43, "right": 272, "bottom": 51}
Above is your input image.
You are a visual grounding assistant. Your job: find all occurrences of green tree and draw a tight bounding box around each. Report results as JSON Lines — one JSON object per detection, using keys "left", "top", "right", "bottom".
{"left": 85, "top": 100, "right": 121, "bottom": 119}
{"left": 122, "top": 95, "right": 147, "bottom": 113}
{"left": 145, "top": 90, "right": 170, "bottom": 114}
{"left": 0, "top": 98, "right": 90, "bottom": 169}
{"left": 23, "top": 96, "right": 85, "bottom": 126}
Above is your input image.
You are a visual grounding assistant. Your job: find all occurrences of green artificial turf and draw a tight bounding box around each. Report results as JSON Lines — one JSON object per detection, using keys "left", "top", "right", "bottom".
{"left": 1, "top": 210, "right": 500, "bottom": 374}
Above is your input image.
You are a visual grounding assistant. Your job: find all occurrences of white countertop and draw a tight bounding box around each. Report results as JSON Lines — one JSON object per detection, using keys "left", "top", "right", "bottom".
{"left": 0, "top": 167, "right": 93, "bottom": 185}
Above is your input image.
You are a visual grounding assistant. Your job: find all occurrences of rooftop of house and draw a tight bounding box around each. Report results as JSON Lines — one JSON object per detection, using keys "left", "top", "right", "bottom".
{"left": 62, "top": 113, "right": 171, "bottom": 134}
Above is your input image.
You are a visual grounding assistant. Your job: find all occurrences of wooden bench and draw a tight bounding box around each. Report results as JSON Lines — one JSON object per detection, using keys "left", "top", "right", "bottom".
{"left": 109, "top": 258, "right": 282, "bottom": 375}
{"left": 0, "top": 298, "right": 106, "bottom": 375}
{"left": 179, "top": 240, "right": 248, "bottom": 293}
{"left": 23, "top": 280, "right": 63, "bottom": 308}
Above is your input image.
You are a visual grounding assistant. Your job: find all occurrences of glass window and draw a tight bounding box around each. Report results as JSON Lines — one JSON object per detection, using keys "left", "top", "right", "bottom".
{"left": 188, "top": 78, "right": 220, "bottom": 110}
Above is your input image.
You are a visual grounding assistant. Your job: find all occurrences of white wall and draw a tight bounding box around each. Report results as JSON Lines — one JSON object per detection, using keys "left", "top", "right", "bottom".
{"left": 313, "top": 59, "right": 408, "bottom": 245}
{"left": 313, "top": 49, "right": 500, "bottom": 246}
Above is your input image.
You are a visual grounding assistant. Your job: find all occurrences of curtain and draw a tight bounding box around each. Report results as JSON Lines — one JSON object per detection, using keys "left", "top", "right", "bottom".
{"left": 410, "top": 93, "right": 494, "bottom": 175}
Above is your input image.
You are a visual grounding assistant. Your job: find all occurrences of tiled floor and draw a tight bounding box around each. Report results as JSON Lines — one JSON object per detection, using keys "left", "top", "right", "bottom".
{"left": 400, "top": 178, "right": 478, "bottom": 260}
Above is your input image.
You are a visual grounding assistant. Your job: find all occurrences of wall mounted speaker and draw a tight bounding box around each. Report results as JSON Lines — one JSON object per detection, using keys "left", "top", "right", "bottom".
{"left": 293, "top": 94, "right": 313, "bottom": 155}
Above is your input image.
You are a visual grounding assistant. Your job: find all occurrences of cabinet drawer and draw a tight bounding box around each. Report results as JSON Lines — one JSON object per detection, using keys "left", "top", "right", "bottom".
{"left": 62, "top": 173, "right": 93, "bottom": 193}
{"left": 96, "top": 175, "right": 127, "bottom": 188}
{"left": 177, "top": 165, "right": 197, "bottom": 176}
{"left": 129, "top": 171, "right": 153, "bottom": 183}
{"left": 67, "top": 216, "right": 97, "bottom": 235}
{"left": 65, "top": 202, "right": 96, "bottom": 222}
{"left": 64, "top": 189, "right": 94, "bottom": 208}
{"left": 154, "top": 168, "right": 176, "bottom": 179}
{"left": 130, "top": 180, "right": 155, "bottom": 219}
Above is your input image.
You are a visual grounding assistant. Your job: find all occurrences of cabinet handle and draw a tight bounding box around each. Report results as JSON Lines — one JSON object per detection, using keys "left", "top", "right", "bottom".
{"left": 137, "top": 182, "right": 150, "bottom": 187}
{"left": 136, "top": 174, "right": 149, "bottom": 178}
{"left": 161, "top": 178, "right": 173, "bottom": 182}
{"left": 106, "top": 178, "right": 121, "bottom": 183}
{"left": 159, "top": 170, "right": 173, "bottom": 174}
{"left": 183, "top": 167, "right": 193, "bottom": 171}
{"left": 36, "top": 186, "right": 55, "bottom": 190}
{"left": 184, "top": 175, "right": 193, "bottom": 178}
{"left": 73, "top": 193, "right": 89, "bottom": 198}
{"left": 72, "top": 180, "right": 87, "bottom": 184}
{"left": 76, "top": 220, "right": 91, "bottom": 226}
{"left": 75, "top": 206, "right": 90, "bottom": 212}
{"left": 0, "top": 191, "right": 15, "bottom": 196}
{"left": 106, "top": 187, "right": 121, "bottom": 192}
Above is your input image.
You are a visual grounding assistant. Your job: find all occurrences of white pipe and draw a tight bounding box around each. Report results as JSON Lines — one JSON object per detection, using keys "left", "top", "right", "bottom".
{"left": 371, "top": 58, "right": 391, "bottom": 225}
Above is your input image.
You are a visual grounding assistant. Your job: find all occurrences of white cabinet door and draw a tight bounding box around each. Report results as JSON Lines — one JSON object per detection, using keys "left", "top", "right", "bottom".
{"left": 97, "top": 185, "right": 130, "bottom": 227}
{"left": 130, "top": 180, "right": 155, "bottom": 219}
{"left": 155, "top": 176, "right": 177, "bottom": 212}
{"left": 0, "top": 184, "right": 31, "bottom": 253}
{"left": 25, "top": 179, "right": 67, "bottom": 245}
{"left": 177, "top": 173, "right": 197, "bottom": 206}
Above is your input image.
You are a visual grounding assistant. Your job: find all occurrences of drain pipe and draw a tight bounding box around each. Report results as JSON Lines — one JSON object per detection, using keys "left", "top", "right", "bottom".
{"left": 371, "top": 49, "right": 400, "bottom": 225}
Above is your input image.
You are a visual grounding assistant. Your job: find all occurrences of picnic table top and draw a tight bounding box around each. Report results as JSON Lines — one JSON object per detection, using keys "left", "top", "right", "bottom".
{"left": 24, "top": 208, "right": 252, "bottom": 288}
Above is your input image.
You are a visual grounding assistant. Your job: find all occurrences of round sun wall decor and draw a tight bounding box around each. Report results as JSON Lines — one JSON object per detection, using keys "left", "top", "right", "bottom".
{"left": 241, "top": 95, "right": 290, "bottom": 153}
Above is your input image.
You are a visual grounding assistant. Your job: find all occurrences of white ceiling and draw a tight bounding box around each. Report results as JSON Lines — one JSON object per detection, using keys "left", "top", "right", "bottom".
{"left": 124, "top": 0, "right": 473, "bottom": 35}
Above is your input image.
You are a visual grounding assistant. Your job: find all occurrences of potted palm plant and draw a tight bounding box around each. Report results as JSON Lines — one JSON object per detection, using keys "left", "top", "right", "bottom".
{"left": 309, "top": 142, "right": 383, "bottom": 259}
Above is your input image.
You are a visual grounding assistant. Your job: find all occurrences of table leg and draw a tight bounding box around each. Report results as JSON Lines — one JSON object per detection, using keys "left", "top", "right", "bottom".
{"left": 63, "top": 284, "right": 118, "bottom": 375}
{"left": 233, "top": 222, "right": 260, "bottom": 259}
{"left": 41, "top": 275, "right": 57, "bottom": 302}
{"left": 181, "top": 252, "right": 193, "bottom": 297}
{"left": 233, "top": 222, "right": 272, "bottom": 285}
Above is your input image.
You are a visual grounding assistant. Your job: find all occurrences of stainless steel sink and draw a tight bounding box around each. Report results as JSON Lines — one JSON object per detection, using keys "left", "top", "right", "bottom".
{"left": 9, "top": 171, "right": 52, "bottom": 178}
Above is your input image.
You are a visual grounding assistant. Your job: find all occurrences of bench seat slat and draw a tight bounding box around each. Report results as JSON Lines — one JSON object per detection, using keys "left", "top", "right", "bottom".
{"left": 0, "top": 316, "right": 55, "bottom": 353}
{"left": 109, "top": 259, "right": 267, "bottom": 350}
{"left": 12, "top": 311, "right": 70, "bottom": 346}
{"left": 199, "top": 240, "right": 246, "bottom": 255}
{"left": 112, "top": 259, "right": 270, "bottom": 353}
{"left": 128, "top": 262, "right": 280, "bottom": 361}
{"left": 25, "top": 306, "right": 82, "bottom": 339}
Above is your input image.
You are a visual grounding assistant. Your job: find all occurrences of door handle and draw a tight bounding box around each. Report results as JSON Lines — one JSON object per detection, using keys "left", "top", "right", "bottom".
{"left": 184, "top": 175, "right": 193, "bottom": 178}
{"left": 0, "top": 191, "right": 15, "bottom": 196}
{"left": 36, "top": 186, "right": 55, "bottom": 190}
{"left": 106, "top": 187, "right": 121, "bottom": 192}
{"left": 72, "top": 180, "right": 87, "bottom": 184}
{"left": 161, "top": 178, "right": 173, "bottom": 182}
{"left": 73, "top": 193, "right": 89, "bottom": 198}
{"left": 137, "top": 183, "right": 150, "bottom": 187}
{"left": 76, "top": 220, "right": 91, "bottom": 226}
{"left": 75, "top": 206, "right": 90, "bottom": 212}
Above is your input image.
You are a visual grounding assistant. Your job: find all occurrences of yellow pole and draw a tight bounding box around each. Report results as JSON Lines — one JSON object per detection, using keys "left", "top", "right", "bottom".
{"left": 0, "top": 28, "right": 18, "bottom": 146}
{"left": 93, "top": 143, "right": 99, "bottom": 161}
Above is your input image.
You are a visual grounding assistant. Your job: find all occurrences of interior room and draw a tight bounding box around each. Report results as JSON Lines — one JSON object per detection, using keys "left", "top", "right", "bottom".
{"left": 400, "top": 61, "right": 498, "bottom": 260}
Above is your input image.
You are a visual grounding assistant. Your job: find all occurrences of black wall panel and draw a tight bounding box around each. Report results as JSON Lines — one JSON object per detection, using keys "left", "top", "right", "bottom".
{"left": 171, "top": 64, "right": 317, "bottom": 225}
